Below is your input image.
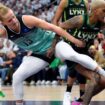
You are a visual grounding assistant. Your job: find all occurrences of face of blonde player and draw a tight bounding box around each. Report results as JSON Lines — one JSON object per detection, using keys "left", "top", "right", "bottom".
{"left": 2, "top": 9, "right": 19, "bottom": 28}
{"left": 95, "top": 6, "right": 105, "bottom": 23}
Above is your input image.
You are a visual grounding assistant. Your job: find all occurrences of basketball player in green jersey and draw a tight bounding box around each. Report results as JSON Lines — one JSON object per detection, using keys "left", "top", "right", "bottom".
{"left": 52, "top": 0, "right": 88, "bottom": 105}
{"left": 53, "top": 0, "right": 88, "bottom": 25}
{"left": 59, "top": 0, "right": 105, "bottom": 104}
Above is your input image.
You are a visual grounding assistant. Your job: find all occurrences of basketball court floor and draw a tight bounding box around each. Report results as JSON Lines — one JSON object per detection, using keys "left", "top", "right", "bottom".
{"left": 0, "top": 85, "right": 105, "bottom": 105}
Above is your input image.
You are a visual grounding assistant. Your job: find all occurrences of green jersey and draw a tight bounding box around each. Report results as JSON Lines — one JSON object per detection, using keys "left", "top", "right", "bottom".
{"left": 62, "top": 0, "right": 87, "bottom": 22}
{"left": 65, "top": 14, "right": 101, "bottom": 49}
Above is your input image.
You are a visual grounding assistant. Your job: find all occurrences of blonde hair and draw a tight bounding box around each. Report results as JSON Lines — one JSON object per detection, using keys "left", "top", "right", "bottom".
{"left": 0, "top": 3, "right": 9, "bottom": 21}
{"left": 91, "top": 0, "right": 105, "bottom": 10}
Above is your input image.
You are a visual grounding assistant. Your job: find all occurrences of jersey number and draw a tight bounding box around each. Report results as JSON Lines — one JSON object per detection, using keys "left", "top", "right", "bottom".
{"left": 23, "top": 39, "right": 33, "bottom": 46}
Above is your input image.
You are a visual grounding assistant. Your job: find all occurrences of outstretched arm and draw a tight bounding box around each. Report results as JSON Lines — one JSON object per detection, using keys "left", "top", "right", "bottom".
{"left": 23, "top": 15, "right": 85, "bottom": 47}
{"left": 59, "top": 15, "right": 83, "bottom": 29}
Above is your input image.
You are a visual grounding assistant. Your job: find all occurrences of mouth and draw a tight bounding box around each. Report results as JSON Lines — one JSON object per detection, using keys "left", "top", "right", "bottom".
{"left": 12, "top": 22, "right": 17, "bottom": 26}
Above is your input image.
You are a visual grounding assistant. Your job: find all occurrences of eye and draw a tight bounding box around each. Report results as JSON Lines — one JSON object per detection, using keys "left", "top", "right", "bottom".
{"left": 7, "top": 16, "right": 15, "bottom": 23}
{"left": 8, "top": 19, "right": 12, "bottom": 23}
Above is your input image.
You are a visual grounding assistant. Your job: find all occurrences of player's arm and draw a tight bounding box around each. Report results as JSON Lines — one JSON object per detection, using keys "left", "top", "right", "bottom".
{"left": 59, "top": 15, "right": 83, "bottom": 29}
{"left": 23, "top": 15, "right": 85, "bottom": 47}
{"left": 52, "top": 0, "right": 68, "bottom": 25}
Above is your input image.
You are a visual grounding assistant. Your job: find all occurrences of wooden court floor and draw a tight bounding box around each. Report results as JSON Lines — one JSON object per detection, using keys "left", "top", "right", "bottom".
{"left": 0, "top": 85, "right": 105, "bottom": 105}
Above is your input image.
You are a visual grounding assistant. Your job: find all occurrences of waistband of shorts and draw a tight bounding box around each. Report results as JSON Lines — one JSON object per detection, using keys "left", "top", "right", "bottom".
{"left": 31, "top": 53, "right": 54, "bottom": 63}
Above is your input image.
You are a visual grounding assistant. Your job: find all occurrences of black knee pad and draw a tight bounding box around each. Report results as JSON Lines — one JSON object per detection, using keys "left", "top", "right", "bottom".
{"left": 77, "top": 73, "right": 86, "bottom": 84}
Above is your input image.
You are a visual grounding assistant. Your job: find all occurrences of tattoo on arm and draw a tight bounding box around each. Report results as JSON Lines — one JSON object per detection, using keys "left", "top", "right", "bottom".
{"left": 82, "top": 73, "right": 101, "bottom": 105}
{"left": 60, "top": 15, "right": 83, "bottom": 29}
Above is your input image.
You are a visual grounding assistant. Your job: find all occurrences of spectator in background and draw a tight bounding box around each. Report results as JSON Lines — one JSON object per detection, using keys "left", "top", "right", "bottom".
{"left": 0, "top": 0, "right": 58, "bottom": 20}
{"left": 0, "top": 39, "right": 19, "bottom": 54}
{"left": 41, "top": 7, "right": 49, "bottom": 21}
{"left": 38, "top": 9, "right": 46, "bottom": 20}
{"left": 33, "top": 0, "right": 42, "bottom": 11}
{"left": 35, "top": 66, "right": 59, "bottom": 85}
{"left": 47, "top": 6, "right": 55, "bottom": 22}
{"left": 58, "top": 63, "right": 68, "bottom": 85}
{"left": 33, "top": 10, "right": 38, "bottom": 17}
{"left": 93, "top": 38, "right": 100, "bottom": 50}
{"left": 0, "top": 39, "right": 4, "bottom": 49}
{"left": 52, "top": 0, "right": 88, "bottom": 105}
{"left": 93, "top": 33, "right": 105, "bottom": 52}
{"left": 97, "top": 32, "right": 105, "bottom": 40}
{"left": 0, "top": 52, "right": 10, "bottom": 85}
{"left": 97, "top": 32, "right": 105, "bottom": 52}
{"left": 40, "top": 0, "right": 51, "bottom": 6}
{"left": 5, "top": 50, "right": 27, "bottom": 85}
{"left": 88, "top": 45, "right": 105, "bottom": 69}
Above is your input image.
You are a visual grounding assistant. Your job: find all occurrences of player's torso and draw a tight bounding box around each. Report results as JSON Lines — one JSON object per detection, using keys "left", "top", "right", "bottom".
{"left": 5, "top": 16, "right": 55, "bottom": 55}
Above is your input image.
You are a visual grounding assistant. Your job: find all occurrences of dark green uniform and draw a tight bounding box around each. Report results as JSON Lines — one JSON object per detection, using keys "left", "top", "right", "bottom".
{"left": 66, "top": 14, "right": 101, "bottom": 53}
{"left": 66, "top": 14, "right": 101, "bottom": 83}
{"left": 61, "top": 0, "right": 87, "bottom": 83}
{"left": 62, "top": 0, "right": 87, "bottom": 21}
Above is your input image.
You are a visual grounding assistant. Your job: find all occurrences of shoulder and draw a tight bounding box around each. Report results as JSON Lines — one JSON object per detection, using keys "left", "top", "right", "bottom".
{"left": 22, "top": 15, "right": 39, "bottom": 28}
